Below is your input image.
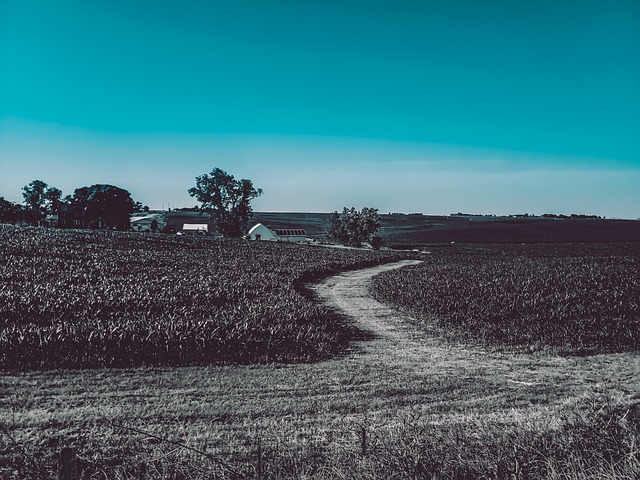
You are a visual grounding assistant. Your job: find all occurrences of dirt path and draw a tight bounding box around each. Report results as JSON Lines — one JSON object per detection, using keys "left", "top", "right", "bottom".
{"left": 311, "top": 260, "right": 448, "bottom": 361}
{"left": 313, "top": 260, "right": 423, "bottom": 344}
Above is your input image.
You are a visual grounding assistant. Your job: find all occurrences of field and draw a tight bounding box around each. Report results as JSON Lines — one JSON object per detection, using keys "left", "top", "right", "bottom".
{"left": 1, "top": 228, "right": 639, "bottom": 478}
{"left": 0, "top": 226, "right": 406, "bottom": 370}
{"left": 371, "top": 243, "right": 640, "bottom": 355}
{"left": 250, "top": 211, "right": 640, "bottom": 245}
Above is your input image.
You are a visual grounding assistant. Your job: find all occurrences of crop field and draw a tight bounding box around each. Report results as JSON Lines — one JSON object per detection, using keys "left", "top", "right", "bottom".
{"left": 372, "top": 243, "right": 640, "bottom": 355}
{"left": 1, "top": 230, "right": 639, "bottom": 479}
{"left": 0, "top": 226, "right": 405, "bottom": 370}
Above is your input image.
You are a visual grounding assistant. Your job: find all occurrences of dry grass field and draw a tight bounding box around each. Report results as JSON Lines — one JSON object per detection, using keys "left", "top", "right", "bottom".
{"left": 1, "top": 228, "right": 639, "bottom": 479}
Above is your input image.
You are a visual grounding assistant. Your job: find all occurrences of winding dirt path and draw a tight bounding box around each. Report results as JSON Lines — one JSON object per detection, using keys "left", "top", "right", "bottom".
{"left": 309, "top": 260, "right": 640, "bottom": 416}
{"left": 312, "top": 260, "right": 442, "bottom": 360}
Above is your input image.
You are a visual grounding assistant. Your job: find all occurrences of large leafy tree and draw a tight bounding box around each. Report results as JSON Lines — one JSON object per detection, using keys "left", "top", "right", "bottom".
{"left": 328, "top": 210, "right": 349, "bottom": 245}
{"left": 71, "top": 184, "right": 134, "bottom": 230}
{"left": 21, "top": 180, "right": 62, "bottom": 222}
{"left": 328, "top": 207, "right": 381, "bottom": 247}
{"left": 188, "top": 168, "right": 262, "bottom": 237}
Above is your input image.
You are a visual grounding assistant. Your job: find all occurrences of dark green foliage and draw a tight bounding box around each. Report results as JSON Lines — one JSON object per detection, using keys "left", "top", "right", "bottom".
{"left": 188, "top": 167, "right": 262, "bottom": 237}
{"left": 133, "top": 201, "right": 150, "bottom": 213}
{"left": 372, "top": 243, "right": 640, "bottom": 354}
{"left": 0, "top": 226, "right": 403, "bottom": 370}
{"left": 328, "top": 207, "right": 380, "bottom": 247}
{"left": 21, "top": 179, "right": 48, "bottom": 215}
{"left": 71, "top": 184, "right": 135, "bottom": 230}
{"left": 20, "top": 179, "right": 62, "bottom": 223}
{"left": 370, "top": 235, "right": 383, "bottom": 250}
{"left": 0, "top": 197, "right": 20, "bottom": 224}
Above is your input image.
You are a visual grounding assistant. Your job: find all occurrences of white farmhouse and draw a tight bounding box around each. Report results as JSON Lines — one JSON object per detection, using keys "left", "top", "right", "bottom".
{"left": 247, "top": 223, "right": 307, "bottom": 242}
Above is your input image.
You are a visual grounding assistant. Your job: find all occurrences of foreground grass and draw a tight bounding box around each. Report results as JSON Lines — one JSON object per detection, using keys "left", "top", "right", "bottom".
{"left": 2, "top": 342, "right": 639, "bottom": 478}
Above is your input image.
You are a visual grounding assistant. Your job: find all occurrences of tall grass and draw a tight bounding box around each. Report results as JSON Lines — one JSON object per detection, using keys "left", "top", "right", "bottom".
{"left": 281, "top": 395, "right": 639, "bottom": 480}
{"left": 372, "top": 243, "right": 640, "bottom": 355}
{"left": 4, "top": 391, "right": 638, "bottom": 479}
{"left": 0, "top": 226, "right": 405, "bottom": 370}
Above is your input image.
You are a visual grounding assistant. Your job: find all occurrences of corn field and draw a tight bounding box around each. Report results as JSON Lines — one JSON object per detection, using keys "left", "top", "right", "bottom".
{"left": 0, "top": 226, "right": 404, "bottom": 370}
{"left": 372, "top": 243, "right": 640, "bottom": 354}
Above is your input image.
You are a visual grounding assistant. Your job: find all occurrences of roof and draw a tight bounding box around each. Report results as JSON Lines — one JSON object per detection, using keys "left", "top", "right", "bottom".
{"left": 130, "top": 215, "right": 161, "bottom": 223}
{"left": 273, "top": 228, "right": 306, "bottom": 236}
{"left": 183, "top": 223, "right": 208, "bottom": 230}
{"left": 249, "top": 224, "right": 306, "bottom": 236}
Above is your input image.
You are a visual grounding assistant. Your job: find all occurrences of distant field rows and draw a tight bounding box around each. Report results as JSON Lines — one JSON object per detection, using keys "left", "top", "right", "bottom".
{"left": 0, "top": 226, "right": 406, "bottom": 370}
{"left": 372, "top": 243, "right": 640, "bottom": 355}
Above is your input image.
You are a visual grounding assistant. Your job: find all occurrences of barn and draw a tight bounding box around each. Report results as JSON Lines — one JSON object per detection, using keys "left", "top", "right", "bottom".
{"left": 130, "top": 214, "right": 164, "bottom": 232}
{"left": 247, "top": 223, "right": 307, "bottom": 242}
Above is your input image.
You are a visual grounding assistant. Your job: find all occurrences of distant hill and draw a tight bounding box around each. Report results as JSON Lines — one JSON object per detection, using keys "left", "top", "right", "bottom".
{"left": 251, "top": 212, "right": 640, "bottom": 246}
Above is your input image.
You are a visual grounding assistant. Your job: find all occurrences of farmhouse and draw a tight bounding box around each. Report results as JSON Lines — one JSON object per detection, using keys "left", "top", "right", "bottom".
{"left": 247, "top": 223, "right": 308, "bottom": 242}
{"left": 58, "top": 203, "right": 85, "bottom": 228}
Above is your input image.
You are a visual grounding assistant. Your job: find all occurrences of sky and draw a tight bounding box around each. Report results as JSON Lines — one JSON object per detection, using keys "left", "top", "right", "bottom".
{"left": 1, "top": 0, "right": 639, "bottom": 217}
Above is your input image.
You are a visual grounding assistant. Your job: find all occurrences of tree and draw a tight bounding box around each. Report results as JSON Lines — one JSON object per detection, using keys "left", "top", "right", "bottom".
{"left": 71, "top": 184, "right": 134, "bottom": 231}
{"left": 133, "top": 201, "right": 150, "bottom": 213}
{"left": 328, "top": 207, "right": 381, "bottom": 247}
{"left": 21, "top": 180, "right": 62, "bottom": 223}
{"left": 45, "top": 187, "right": 62, "bottom": 215}
{"left": 188, "top": 168, "right": 263, "bottom": 237}
{"left": 22, "top": 179, "right": 47, "bottom": 214}
{"left": 329, "top": 210, "right": 348, "bottom": 244}
{"left": 370, "top": 235, "right": 384, "bottom": 250}
{"left": 0, "top": 197, "right": 19, "bottom": 224}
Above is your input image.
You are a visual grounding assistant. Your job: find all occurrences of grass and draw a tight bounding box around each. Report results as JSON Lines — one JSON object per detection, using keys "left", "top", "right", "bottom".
{"left": 2, "top": 360, "right": 638, "bottom": 478}
{"left": 249, "top": 212, "right": 640, "bottom": 245}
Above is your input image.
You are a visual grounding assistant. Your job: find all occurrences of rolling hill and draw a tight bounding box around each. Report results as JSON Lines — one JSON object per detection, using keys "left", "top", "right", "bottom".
{"left": 252, "top": 212, "right": 640, "bottom": 246}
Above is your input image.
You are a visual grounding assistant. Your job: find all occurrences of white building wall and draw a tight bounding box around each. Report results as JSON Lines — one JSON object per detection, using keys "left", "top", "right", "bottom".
{"left": 275, "top": 235, "right": 307, "bottom": 242}
{"left": 248, "top": 223, "right": 278, "bottom": 241}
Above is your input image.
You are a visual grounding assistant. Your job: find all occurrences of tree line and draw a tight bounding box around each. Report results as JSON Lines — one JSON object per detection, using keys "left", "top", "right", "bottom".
{"left": 0, "top": 180, "right": 138, "bottom": 230}
{"left": 1, "top": 168, "right": 381, "bottom": 246}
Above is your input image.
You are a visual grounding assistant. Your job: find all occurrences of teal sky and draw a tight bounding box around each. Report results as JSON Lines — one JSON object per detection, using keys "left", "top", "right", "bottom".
{"left": 1, "top": 0, "right": 639, "bottom": 217}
